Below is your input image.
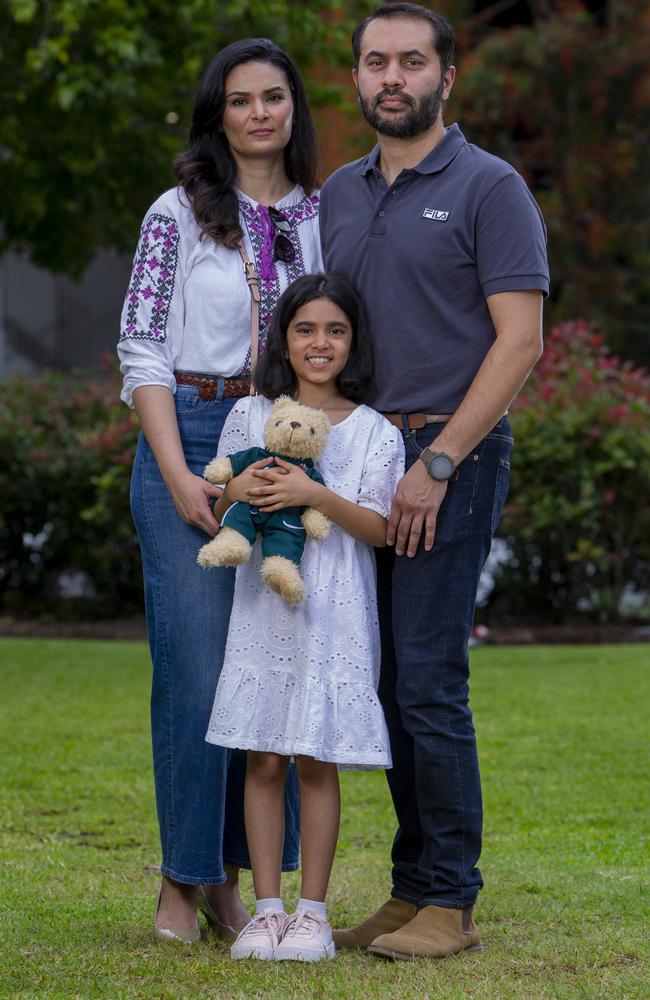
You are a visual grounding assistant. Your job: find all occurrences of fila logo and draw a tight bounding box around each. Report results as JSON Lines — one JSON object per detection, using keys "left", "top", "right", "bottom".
{"left": 422, "top": 207, "right": 449, "bottom": 221}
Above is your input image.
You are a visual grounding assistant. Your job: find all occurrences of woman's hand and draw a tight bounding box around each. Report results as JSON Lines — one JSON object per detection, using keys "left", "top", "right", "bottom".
{"left": 245, "top": 457, "right": 323, "bottom": 512}
{"left": 167, "top": 469, "right": 223, "bottom": 536}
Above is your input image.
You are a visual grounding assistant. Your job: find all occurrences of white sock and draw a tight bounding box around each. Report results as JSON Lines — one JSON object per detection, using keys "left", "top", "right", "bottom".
{"left": 297, "top": 897, "right": 327, "bottom": 917}
{"left": 256, "top": 897, "right": 284, "bottom": 915}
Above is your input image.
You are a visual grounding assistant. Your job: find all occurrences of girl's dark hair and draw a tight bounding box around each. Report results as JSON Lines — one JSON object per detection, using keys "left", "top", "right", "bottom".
{"left": 254, "top": 273, "right": 375, "bottom": 403}
{"left": 352, "top": 3, "right": 455, "bottom": 73}
{"left": 174, "top": 38, "right": 318, "bottom": 248}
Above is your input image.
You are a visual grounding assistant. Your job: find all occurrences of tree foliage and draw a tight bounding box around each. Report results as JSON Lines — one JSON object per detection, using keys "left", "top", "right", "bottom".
{"left": 0, "top": 0, "right": 373, "bottom": 274}
{"left": 450, "top": 1, "right": 650, "bottom": 364}
{"left": 2, "top": 0, "right": 648, "bottom": 363}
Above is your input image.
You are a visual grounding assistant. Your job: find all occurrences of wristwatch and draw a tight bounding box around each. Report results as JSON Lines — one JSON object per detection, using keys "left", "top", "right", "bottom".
{"left": 420, "top": 448, "right": 457, "bottom": 481}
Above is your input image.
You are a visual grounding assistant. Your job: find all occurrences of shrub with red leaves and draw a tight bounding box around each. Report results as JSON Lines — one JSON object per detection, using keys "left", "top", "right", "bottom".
{"left": 0, "top": 358, "right": 141, "bottom": 618}
{"left": 491, "top": 320, "right": 650, "bottom": 622}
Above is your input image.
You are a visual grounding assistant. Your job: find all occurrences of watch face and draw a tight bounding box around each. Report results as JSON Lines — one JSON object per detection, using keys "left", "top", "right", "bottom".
{"left": 427, "top": 453, "right": 455, "bottom": 480}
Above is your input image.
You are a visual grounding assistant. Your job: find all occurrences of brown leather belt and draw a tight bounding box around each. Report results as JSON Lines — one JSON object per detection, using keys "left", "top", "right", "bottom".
{"left": 175, "top": 372, "right": 250, "bottom": 400}
{"left": 383, "top": 412, "right": 452, "bottom": 430}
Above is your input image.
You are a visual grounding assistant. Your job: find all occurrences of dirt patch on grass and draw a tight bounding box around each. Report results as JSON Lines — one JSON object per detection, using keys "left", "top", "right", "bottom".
{"left": 0, "top": 616, "right": 149, "bottom": 640}
{"left": 1, "top": 616, "right": 648, "bottom": 643}
{"left": 486, "top": 624, "right": 650, "bottom": 644}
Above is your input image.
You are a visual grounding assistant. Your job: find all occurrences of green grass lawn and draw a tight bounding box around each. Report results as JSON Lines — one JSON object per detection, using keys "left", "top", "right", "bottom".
{"left": 0, "top": 640, "right": 647, "bottom": 999}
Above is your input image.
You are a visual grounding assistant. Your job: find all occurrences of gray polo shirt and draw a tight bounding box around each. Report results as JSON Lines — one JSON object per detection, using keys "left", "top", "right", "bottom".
{"left": 320, "top": 123, "right": 549, "bottom": 414}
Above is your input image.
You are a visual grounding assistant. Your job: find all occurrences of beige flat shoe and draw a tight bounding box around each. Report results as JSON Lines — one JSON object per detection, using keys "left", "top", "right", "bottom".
{"left": 153, "top": 889, "right": 201, "bottom": 944}
{"left": 196, "top": 886, "right": 243, "bottom": 944}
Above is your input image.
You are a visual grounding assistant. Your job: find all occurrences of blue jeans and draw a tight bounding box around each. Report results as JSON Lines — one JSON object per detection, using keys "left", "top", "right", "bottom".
{"left": 377, "top": 416, "right": 513, "bottom": 909}
{"left": 130, "top": 382, "right": 300, "bottom": 884}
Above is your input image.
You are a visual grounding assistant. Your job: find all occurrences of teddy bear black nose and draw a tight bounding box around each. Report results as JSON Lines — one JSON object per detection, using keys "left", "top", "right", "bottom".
{"left": 290, "top": 421, "right": 301, "bottom": 429}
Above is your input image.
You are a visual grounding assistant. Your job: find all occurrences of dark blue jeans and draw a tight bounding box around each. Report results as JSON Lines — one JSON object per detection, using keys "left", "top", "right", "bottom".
{"left": 377, "top": 416, "right": 512, "bottom": 909}
{"left": 130, "top": 382, "right": 300, "bottom": 884}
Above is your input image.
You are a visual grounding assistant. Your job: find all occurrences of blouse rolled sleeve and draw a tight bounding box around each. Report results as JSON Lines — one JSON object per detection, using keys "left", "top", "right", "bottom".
{"left": 117, "top": 207, "right": 184, "bottom": 408}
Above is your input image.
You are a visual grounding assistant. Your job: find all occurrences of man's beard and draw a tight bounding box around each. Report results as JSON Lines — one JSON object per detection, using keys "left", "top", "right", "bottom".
{"left": 358, "top": 78, "right": 444, "bottom": 139}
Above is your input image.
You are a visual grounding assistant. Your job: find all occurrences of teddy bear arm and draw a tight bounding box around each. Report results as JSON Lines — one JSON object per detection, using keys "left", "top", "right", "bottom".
{"left": 203, "top": 456, "right": 234, "bottom": 484}
{"left": 204, "top": 447, "right": 269, "bottom": 484}
{"left": 302, "top": 507, "right": 331, "bottom": 541}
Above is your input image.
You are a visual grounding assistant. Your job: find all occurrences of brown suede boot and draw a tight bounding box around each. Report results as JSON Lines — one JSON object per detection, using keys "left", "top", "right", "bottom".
{"left": 332, "top": 898, "right": 417, "bottom": 951}
{"left": 368, "top": 903, "right": 482, "bottom": 960}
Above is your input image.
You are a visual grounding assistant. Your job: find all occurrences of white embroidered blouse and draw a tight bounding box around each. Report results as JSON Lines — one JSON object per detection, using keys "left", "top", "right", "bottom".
{"left": 117, "top": 185, "right": 323, "bottom": 407}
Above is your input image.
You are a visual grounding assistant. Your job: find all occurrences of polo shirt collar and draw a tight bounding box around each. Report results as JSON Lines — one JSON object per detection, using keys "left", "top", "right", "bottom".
{"left": 359, "top": 122, "right": 466, "bottom": 177}
{"left": 360, "top": 145, "right": 381, "bottom": 176}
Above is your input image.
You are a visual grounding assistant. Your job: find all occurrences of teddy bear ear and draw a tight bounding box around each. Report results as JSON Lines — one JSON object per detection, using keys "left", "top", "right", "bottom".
{"left": 272, "top": 395, "right": 295, "bottom": 414}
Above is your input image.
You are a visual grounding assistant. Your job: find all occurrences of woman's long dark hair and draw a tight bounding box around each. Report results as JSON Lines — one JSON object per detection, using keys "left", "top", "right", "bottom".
{"left": 174, "top": 38, "right": 318, "bottom": 248}
{"left": 254, "top": 274, "right": 375, "bottom": 403}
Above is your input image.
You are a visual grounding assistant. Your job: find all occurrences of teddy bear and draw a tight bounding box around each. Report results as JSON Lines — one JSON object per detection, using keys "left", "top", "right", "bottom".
{"left": 197, "top": 396, "right": 331, "bottom": 604}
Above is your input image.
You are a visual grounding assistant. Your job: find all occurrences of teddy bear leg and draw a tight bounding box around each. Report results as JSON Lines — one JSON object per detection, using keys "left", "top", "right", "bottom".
{"left": 261, "top": 556, "right": 307, "bottom": 605}
{"left": 197, "top": 527, "right": 252, "bottom": 568}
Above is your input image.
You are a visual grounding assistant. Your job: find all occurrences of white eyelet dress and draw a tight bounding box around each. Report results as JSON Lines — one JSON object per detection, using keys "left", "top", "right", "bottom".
{"left": 205, "top": 395, "right": 405, "bottom": 770}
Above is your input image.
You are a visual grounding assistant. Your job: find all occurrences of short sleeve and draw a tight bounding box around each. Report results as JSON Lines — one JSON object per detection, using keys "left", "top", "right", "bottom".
{"left": 117, "top": 204, "right": 184, "bottom": 407}
{"left": 216, "top": 398, "right": 256, "bottom": 458}
{"left": 357, "top": 416, "right": 405, "bottom": 518}
{"left": 476, "top": 173, "right": 550, "bottom": 298}
{"left": 216, "top": 395, "right": 275, "bottom": 459}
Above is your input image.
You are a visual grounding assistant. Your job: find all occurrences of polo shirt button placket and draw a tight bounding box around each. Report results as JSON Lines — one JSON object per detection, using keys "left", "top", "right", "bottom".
{"left": 370, "top": 203, "right": 389, "bottom": 237}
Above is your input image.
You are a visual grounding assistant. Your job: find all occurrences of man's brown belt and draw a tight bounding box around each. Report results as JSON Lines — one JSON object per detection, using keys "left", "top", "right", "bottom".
{"left": 383, "top": 412, "right": 452, "bottom": 430}
{"left": 175, "top": 372, "right": 250, "bottom": 400}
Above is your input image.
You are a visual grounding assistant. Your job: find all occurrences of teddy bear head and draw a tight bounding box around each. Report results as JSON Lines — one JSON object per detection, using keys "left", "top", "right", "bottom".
{"left": 263, "top": 396, "right": 330, "bottom": 460}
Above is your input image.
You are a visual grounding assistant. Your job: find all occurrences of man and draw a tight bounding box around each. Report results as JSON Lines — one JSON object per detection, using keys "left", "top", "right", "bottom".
{"left": 320, "top": 2, "right": 548, "bottom": 960}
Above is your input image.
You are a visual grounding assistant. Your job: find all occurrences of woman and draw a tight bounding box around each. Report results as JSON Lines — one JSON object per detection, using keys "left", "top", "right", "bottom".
{"left": 117, "top": 38, "right": 322, "bottom": 943}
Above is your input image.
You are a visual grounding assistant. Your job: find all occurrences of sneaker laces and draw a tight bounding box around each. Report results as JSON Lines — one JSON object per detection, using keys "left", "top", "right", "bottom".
{"left": 235, "top": 908, "right": 286, "bottom": 950}
{"left": 283, "top": 909, "right": 329, "bottom": 941}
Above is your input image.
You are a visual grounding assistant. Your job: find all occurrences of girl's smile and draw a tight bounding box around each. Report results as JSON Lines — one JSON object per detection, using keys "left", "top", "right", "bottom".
{"left": 286, "top": 298, "right": 353, "bottom": 391}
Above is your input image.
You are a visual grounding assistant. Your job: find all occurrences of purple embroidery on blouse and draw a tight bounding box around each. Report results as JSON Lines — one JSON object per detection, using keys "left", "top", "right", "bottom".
{"left": 257, "top": 207, "right": 276, "bottom": 281}
{"left": 120, "top": 213, "right": 179, "bottom": 342}
{"left": 238, "top": 193, "right": 319, "bottom": 374}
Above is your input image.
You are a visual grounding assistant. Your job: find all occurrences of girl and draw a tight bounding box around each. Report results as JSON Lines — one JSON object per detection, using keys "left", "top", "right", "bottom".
{"left": 205, "top": 273, "right": 405, "bottom": 961}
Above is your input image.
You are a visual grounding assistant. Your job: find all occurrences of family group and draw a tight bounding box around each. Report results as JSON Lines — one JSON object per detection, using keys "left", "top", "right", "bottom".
{"left": 117, "top": 1, "right": 548, "bottom": 964}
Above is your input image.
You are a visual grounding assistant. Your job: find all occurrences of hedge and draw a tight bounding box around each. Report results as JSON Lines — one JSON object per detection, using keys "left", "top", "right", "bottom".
{"left": 0, "top": 359, "right": 141, "bottom": 619}
{"left": 495, "top": 320, "right": 650, "bottom": 622}
{"left": 1, "top": 324, "right": 648, "bottom": 623}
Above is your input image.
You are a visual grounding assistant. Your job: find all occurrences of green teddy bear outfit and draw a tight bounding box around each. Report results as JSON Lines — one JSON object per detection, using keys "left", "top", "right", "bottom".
{"left": 220, "top": 447, "right": 326, "bottom": 566}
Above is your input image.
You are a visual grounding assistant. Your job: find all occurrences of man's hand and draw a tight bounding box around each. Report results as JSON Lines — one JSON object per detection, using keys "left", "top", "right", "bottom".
{"left": 387, "top": 461, "right": 448, "bottom": 557}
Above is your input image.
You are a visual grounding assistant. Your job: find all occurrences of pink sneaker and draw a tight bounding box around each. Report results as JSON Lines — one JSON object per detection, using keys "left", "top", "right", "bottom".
{"left": 230, "top": 909, "right": 286, "bottom": 961}
{"left": 274, "top": 909, "right": 336, "bottom": 962}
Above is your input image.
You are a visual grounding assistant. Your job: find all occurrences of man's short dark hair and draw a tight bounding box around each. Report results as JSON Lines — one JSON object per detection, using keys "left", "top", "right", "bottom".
{"left": 352, "top": 3, "right": 455, "bottom": 72}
